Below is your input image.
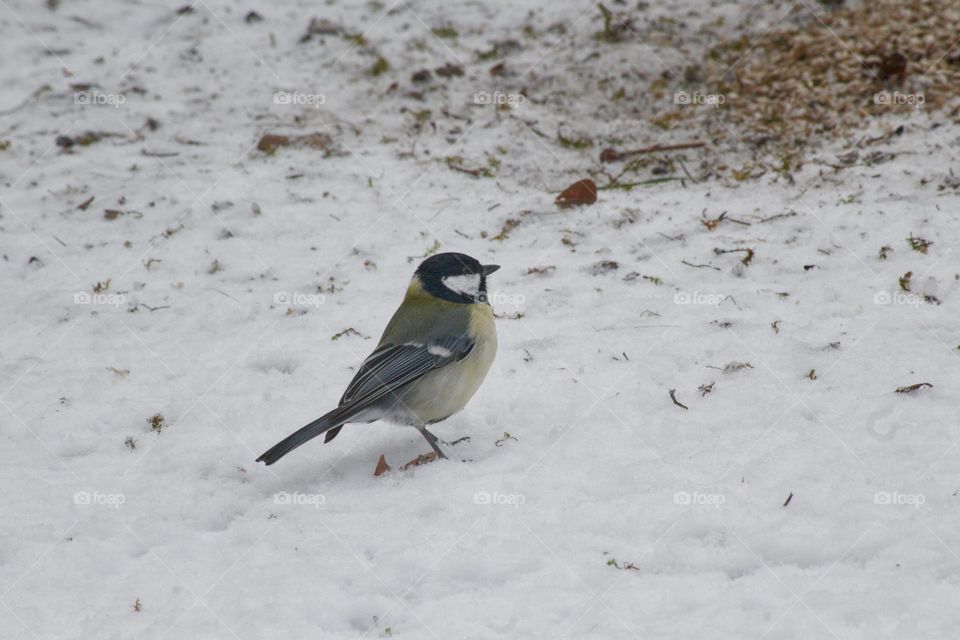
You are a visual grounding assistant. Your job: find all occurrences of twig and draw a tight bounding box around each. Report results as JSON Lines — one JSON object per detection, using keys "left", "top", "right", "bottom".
{"left": 668, "top": 389, "right": 689, "bottom": 410}
{"left": 495, "top": 432, "right": 518, "bottom": 447}
{"left": 607, "top": 558, "right": 640, "bottom": 571}
{"left": 676, "top": 157, "right": 698, "bottom": 183}
{"left": 703, "top": 211, "right": 750, "bottom": 229}
{"left": 332, "top": 327, "right": 369, "bottom": 340}
{"left": 598, "top": 177, "right": 682, "bottom": 191}
{"left": 600, "top": 141, "right": 706, "bottom": 163}
{"left": 0, "top": 85, "right": 51, "bottom": 116}
{"left": 714, "top": 247, "right": 755, "bottom": 266}
{"left": 895, "top": 383, "right": 933, "bottom": 394}
{"left": 207, "top": 288, "right": 239, "bottom": 302}
{"left": 720, "top": 295, "right": 741, "bottom": 310}
{"left": 759, "top": 212, "right": 797, "bottom": 223}
{"left": 448, "top": 163, "right": 484, "bottom": 177}
{"left": 681, "top": 260, "right": 720, "bottom": 271}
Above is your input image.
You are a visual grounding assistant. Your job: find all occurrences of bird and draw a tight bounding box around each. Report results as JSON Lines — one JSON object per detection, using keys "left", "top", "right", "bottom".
{"left": 256, "top": 252, "right": 500, "bottom": 465}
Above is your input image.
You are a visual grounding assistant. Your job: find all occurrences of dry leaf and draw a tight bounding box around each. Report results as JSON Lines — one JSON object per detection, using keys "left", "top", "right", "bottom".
{"left": 300, "top": 133, "right": 333, "bottom": 151}
{"left": 374, "top": 454, "right": 392, "bottom": 476}
{"left": 401, "top": 452, "right": 438, "bottom": 470}
{"left": 257, "top": 134, "right": 291, "bottom": 154}
{"left": 555, "top": 179, "right": 597, "bottom": 208}
{"left": 257, "top": 132, "right": 341, "bottom": 157}
{"left": 435, "top": 63, "right": 464, "bottom": 78}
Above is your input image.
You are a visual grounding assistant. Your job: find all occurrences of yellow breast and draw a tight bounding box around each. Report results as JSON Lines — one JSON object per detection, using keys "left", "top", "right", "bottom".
{"left": 400, "top": 302, "right": 497, "bottom": 424}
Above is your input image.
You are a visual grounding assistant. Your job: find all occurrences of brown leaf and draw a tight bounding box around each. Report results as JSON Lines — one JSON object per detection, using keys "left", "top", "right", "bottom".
{"left": 435, "top": 63, "right": 464, "bottom": 78}
{"left": 599, "top": 148, "right": 620, "bottom": 163}
{"left": 401, "top": 452, "right": 438, "bottom": 470}
{"left": 555, "top": 179, "right": 597, "bottom": 208}
{"left": 257, "top": 132, "right": 341, "bottom": 157}
{"left": 701, "top": 211, "right": 728, "bottom": 230}
{"left": 257, "top": 134, "right": 291, "bottom": 154}
{"left": 301, "top": 133, "right": 333, "bottom": 150}
{"left": 411, "top": 69, "right": 432, "bottom": 83}
{"left": 526, "top": 265, "right": 556, "bottom": 275}
{"left": 374, "top": 454, "right": 392, "bottom": 476}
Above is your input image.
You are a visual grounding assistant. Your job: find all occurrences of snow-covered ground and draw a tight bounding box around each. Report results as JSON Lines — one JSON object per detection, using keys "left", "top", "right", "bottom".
{"left": 2, "top": 0, "right": 959, "bottom": 638}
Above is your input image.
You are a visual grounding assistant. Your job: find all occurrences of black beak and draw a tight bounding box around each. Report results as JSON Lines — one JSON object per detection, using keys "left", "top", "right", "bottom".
{"left": 481, "top": 264, "right": 500, "bottom": 276}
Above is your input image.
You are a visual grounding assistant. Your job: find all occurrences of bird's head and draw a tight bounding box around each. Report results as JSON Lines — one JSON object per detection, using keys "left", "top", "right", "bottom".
{"left": 413, "top": 252, "right": 500, "bottom": 304}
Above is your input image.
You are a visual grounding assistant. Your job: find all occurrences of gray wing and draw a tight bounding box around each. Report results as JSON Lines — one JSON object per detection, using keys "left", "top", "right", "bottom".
{"left": 338, "top": 335, "right": 476, "bottom": 409}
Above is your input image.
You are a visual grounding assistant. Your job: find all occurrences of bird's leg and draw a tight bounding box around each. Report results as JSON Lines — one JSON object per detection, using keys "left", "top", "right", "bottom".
{"left": 416, "top": 426, "right": 448, "bottom": 459}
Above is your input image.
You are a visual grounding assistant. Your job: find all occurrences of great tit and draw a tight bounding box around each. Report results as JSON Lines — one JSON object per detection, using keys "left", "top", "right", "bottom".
{"left": 256, "top": 252, "right": 500, "bottom": 465}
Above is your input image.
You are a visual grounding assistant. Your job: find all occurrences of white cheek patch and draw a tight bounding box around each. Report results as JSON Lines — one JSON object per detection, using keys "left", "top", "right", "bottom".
{"left": 442, "top": 273, "right": 481, "bottom": 298}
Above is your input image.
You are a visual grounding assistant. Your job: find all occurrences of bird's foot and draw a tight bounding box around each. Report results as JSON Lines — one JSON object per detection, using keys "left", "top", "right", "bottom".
{"left": 444, "top": 436, "right": 471, "bottom": 446}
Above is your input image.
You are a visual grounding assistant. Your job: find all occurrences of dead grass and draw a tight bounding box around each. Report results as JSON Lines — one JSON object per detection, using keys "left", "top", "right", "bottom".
{"left": 655, "top": 0, "right": 960, "bottom": 164}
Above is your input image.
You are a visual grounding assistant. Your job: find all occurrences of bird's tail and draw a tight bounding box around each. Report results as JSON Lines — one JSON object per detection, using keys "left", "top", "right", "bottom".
{"left": 256, "top": 405, "right": 354, "bottom": 465}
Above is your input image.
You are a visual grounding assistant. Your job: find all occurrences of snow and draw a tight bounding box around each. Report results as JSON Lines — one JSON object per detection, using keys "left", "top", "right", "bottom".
{"left": 2, "top": 0, "right": 960, "bottom": 638}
